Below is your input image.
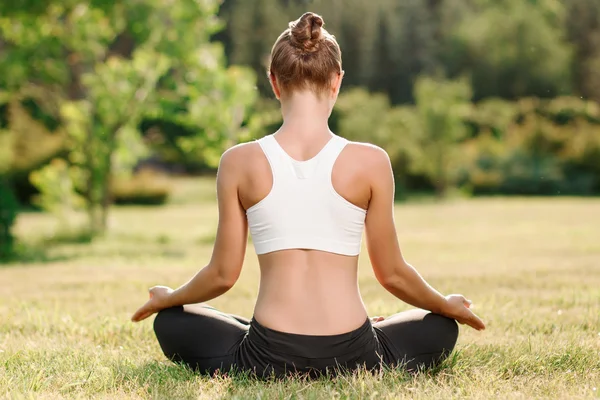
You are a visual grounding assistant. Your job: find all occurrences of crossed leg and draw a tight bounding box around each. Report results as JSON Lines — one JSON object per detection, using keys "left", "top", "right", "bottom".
{"left": 373, "top": 309, "right": 459, "bottom": 371}
{"left": 153, "top": 304, "right": 249, "bottom": 374}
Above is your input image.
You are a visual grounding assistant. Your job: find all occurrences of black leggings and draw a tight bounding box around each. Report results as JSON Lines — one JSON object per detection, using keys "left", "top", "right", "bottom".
{"left": 153, "top": 304, "right": 459, "bottom": 378}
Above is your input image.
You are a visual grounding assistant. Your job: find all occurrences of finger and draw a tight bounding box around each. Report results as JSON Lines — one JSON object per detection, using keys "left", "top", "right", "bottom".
{"left": 131, "top": 308, "right": 145, "bottom": 322}
{"left": 466, "top": 311, "right": 486, "bottom": 331}
{"left": 136, "top": 311, "right": 154, "bottom": 322}
{"left": 131, "top": 302, "right": 153, "bottom": 322}
{"left": 131, "top": 311, "right": 142, "bottom": 322}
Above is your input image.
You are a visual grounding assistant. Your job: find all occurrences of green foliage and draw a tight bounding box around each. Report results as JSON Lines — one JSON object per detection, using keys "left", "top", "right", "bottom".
{"left": 0, "top": 93, "right": 69, "bottom": 258}
{"left": 223, "top": 0, "right": 290, "bottom": 95}
{"left": 1, "top": 0, "right": 257, "bottom": 236}
{"left": 566, "top": 0, "right": 600, "bottom": 103}
{"left": 217, "top": 0, "right": 583, "bottom": 104}
{"left": 371, "top": 0, "right": 443, "bottom": 103}
{"left": 335, "top": 84, "right": 600, "bottom": 197}
{"left": 1, "top": 0, "right": 599, "bottom": 206}
{"left": 29, "top": 158, "right": 86, "bottom": 229}
{"left": 0, "top": 94, "right": 67, "bottom": 205}
{"left": 0, "top": 133, "right": 12, "bottom": 177}
{"left": 334, "top": 88, "right": 391, "bottom": 144}
{"left": 143, "top": 65, "right": 258, "bottom": 170}
{"left": 237, "top": 98, "right": 283, "bottom": 143}
{"left": 333, "top": 88, "right": 421, "bottom": 197}
{"left": 410, "top": 77, "right": 473, "bottom": 197}
{"left": 333, "top": 79, "right": 473, "bottom": 198}
{"left": 448, "top": 0, "right": 572, "bottom": 100}
{"left": 460, "top": 97, "right": 600, "bottom": 195}
{"left": 0, "top": 97, "right": 65, "bottom": 175}
{"left": 0, "top": 178, "right": 19, "bottom": 260}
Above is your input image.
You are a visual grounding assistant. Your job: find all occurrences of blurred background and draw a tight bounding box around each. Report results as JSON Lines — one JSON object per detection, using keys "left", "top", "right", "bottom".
{"left": 1, "top": 0, "right": 599, "bottom": 259}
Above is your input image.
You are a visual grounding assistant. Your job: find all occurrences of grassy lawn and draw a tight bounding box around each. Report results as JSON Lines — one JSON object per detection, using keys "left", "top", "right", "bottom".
{"left": 1, "top": 180, "right": 599, "bottom": 399}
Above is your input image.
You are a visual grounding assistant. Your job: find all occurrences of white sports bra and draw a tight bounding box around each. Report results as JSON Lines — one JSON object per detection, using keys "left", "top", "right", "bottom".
{"left": 246, "top": 134, "right": 367, "bottom": 256}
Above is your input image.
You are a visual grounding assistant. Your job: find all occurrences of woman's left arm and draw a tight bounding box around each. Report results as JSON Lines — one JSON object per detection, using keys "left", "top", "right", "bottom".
{"left": 131, "top": 147, "right": 248, "bottom": 322}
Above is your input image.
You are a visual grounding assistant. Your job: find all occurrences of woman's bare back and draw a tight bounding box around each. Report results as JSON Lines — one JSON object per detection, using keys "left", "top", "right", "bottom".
{"left": 235, "top": 135, "right": 379, "bottom": 334}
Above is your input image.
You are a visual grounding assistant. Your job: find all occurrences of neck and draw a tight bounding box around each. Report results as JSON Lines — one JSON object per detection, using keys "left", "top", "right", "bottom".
{"left": 278, "top": 90, "right": 332, "bottom": 139}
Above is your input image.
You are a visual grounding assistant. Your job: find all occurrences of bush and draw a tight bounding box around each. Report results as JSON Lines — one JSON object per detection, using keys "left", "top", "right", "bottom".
{"left": 334, "top": 84, "right": 473, "bottom": 198}
{"left": 111, "top": 169, "right": 172, "bottom": 206}
{"left": 460, "top": 100, "right": 600, "bottom": 195}
{"left": 2, "top": 99, "right": 67, "bottom": 205}
{"left": 332, "top": 88, "right": 429, "bottom": 196}
{"left": 29, "top": 158, "right": 86, "bottom": 225}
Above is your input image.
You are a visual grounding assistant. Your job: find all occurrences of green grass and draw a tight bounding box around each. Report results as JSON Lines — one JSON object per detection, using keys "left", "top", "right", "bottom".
{"left": 1, "top": 180, "right": 600, "bottom": 399}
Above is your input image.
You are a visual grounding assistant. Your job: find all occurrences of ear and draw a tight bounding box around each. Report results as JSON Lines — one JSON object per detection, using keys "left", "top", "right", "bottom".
{"left": 331, "top": 70, "right": 344, "bottom": 98}
{"left": 269, "top": 72, "right": 281, "bottom": 100}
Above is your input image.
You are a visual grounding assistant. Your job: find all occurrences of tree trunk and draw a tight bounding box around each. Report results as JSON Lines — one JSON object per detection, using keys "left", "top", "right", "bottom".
{"left": 99, "top": 137, "right": 115, "bottom": 234}
{"left": 83, "top": 122, "right": 99, "bottom": 236}
{"left": 434, "top": 179, "right": 447, "bottom": 199}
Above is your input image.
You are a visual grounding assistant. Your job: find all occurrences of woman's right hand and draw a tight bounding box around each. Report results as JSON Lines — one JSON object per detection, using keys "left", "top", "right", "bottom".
{"left": 131, "top": 285, "right": 174, "bottom": 322}
{"left": 441, "top": 294, "right": 486, "bottom": 331}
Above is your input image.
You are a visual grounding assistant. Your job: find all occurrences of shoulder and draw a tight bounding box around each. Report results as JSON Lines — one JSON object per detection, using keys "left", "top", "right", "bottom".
{"left": 220, "top": 140, "right": 262, "bottom": 163}
{"left": 218, "top": 140, "right": 263, "bottom": 172}
{"left": 343, "top": 140, "right": 392, "bottom": 171}
{"left": 215, "top": 141, "right": 261, "bottom": 189}
{"left": 217, "top": 140, "right": 270, "bottom": 187}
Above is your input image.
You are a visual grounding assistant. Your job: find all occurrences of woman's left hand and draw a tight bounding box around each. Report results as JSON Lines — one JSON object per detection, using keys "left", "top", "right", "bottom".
{"left": 131, "top": 286, "right": 174, "bottom": 322}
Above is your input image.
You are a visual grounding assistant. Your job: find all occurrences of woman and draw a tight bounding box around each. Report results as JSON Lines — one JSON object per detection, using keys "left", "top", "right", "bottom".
{"left": 131, "top": 12, "right": 485, "bottom": 378}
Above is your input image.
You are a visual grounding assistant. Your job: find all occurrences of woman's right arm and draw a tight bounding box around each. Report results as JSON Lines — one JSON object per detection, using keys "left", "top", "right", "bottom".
{"left": 363, "top": 146, "right": 485, "bottom": 331}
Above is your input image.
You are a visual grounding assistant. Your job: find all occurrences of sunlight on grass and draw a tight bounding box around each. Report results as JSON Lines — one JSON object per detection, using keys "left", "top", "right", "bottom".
{"left": 2, "top": 189, "right": 600, "bottom": 399}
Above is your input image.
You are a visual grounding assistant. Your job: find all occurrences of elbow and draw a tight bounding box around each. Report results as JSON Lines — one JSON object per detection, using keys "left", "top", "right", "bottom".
{"left": 215, "top": 273, "right": 237, "bottom": 291}
{"left": 209, "top": 264, "right": 239, "bottom": 291}
{"left": 220, "top": 275, "right": 237, "bottom": 290}
{"left": 379, "top": 274, "right": 404, "bottom": 291}
{"left": 378, "top": 263, "right": 409, "bottom": 290}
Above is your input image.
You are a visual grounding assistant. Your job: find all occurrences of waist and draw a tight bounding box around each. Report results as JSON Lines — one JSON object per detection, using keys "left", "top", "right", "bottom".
{"left": 254, "top": 260, "right": 367, "bottom": 334}
{"left": 247, "top": 317, "right": 376, "bottom": 359}
{"left": 253, "top": 298, "right": 368, "bottom": 334}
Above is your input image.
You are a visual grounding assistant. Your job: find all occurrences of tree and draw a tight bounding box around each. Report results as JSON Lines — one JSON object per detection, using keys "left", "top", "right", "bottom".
{"left": 384, "top": 1, "right": 441, "bottom": 104}
{"left": 220, "top": 0, "right": 382, "bottom": 98}
{"left": 410, "top": 76, "right": 472, "bottom": 197}
{"left": 566, "top": 0, "right": 600, "bottom": 102}
{"left": 0, "top": 0, "right": 257, "bottom": 236}
{"left": 0, "top": 93, "right": 18, "bottom": 260}
{"left": 447, "top": 0, "right": 572, "bottom": 100}
{"left": 332, "top": 87, "right": 423, "bottom": 197}
{"left": 224, "top": 0, "right": 289, "bottom": 96}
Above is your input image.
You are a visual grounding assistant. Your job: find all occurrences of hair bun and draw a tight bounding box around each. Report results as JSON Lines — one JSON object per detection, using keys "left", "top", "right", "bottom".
{"left": 289, "top": 12, "right": 324, "bottom": 53}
